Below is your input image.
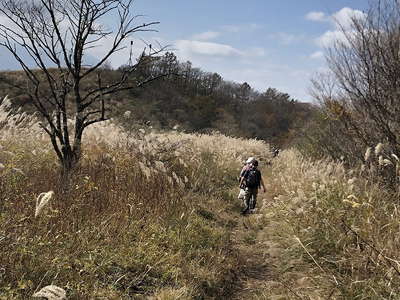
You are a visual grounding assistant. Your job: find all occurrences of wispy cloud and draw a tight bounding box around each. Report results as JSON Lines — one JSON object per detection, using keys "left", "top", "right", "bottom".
{"left": 305, "top": 11, "right": 328, "bottom": 22}
{"left": 174, "top": 39, "right": 266, "bottom": 60}
{"left": 310, "top": 51, "right": 324, "bottom": 59}
{"left": 175, "top": 40, "right": 243, "bottom": 58}
{"left": 192, "top": 31, "right": 220, "bottom": 41}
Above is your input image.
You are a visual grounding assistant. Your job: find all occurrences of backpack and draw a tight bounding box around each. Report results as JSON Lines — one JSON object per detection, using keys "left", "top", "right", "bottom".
{"left": 245, "top": 169, "right": 260, "bottom": 188}
{"left": 238, "top": 165, "right": 250, "bottom": 183}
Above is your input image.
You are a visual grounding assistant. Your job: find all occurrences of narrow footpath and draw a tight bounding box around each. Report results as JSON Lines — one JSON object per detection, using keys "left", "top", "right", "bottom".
{"left": 228, "top": 191, "right": 279, "bottom": 299}
{"left": 225, "top": 182, "right": 326, "bottom": 300}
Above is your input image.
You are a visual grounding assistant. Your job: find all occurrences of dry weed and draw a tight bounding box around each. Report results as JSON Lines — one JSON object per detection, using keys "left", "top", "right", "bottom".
{"left": 0, "top": 100, "right": 269, "bottom": 299}
{"left": 262, "top": 148, "right": 400, "bottom": 298}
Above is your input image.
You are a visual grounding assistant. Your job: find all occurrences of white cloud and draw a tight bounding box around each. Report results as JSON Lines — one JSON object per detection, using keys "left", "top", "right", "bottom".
{"left": 305, "top": 11, "right": 328, "bottom": 22}
{"left": 306, "top": 7, "right": 365, "bottom": 27}
{"left": 192, "top": 31, "right": 220, "bottom": 41}
{"left": 332, "top": 7, "right": 366, "bottom": 29}
{"left": 316, "top": 30, "right": 348, "bottom": 47}
{"left": 310, "top": 51, "right": 324, "bottom": 59}
{"left": 175, "top": 40, "right": 243, "bottom": 58}
{"left": 313, "top": 7, "right": 366, "bottom": 48}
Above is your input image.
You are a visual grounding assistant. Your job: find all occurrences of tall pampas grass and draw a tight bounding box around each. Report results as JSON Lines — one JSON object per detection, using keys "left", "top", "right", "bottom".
{"left": 364, "top": 147, "right": 371, "bottom": 161}
{"left": 375, "top": 142, "right": 384, "bottom": 156}
{"left": 0, "top": 95, "right": 44, "bottom": 141}
{"left": 32, "top": 285, "right": 66, "bottom": 299}
{"left": 35, "top": 191, "right": 55, "bottom": 217}
{"left": 264, "top": 148, "right": 400, "bottom": 298}
{"left": 1, "top": 104, "right": 271, "bottom": 298}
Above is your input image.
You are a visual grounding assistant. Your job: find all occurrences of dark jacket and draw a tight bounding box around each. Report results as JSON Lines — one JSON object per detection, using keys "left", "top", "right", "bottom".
{"left": 242, "top": 168, "right": 261, "bottom": 188}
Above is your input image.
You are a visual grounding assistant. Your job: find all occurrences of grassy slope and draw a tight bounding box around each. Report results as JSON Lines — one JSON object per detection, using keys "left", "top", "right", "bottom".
{"left": 237, "top": 149, "right": 400, "bottom": 299}
{"left": 3, "top": 95, "right": 399, "bottom": 299}
{"left": 0, "top": 103, "right": 272, "bottom": 299}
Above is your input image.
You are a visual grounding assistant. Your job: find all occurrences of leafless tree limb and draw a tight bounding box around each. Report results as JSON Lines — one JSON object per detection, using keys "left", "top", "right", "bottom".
{"left": 0, "top": 0, "right": 165, "bottom": 174}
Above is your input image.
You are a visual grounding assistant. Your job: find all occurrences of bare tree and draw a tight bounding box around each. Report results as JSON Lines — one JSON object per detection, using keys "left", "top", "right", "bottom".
{"left": 310, "top": 0, "right": 400, "bottom": 160}
{"left": 0, "top": 0, "right": 165, "bottom": 174}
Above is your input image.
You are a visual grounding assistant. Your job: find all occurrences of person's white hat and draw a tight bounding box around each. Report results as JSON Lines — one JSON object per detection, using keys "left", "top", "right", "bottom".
{"left": 246, "top": 157, "right": 255, "bottom": 164}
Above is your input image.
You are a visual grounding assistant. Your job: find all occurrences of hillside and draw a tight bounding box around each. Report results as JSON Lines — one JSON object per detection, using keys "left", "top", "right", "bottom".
{"left": 2, "top": 0, "right": 400, "bottom": 298}
{"left": 2, "top": 98, "right": 400, "bottom": 299}
{"left": 0, "top": 53, "right": 315, "bottom": 148}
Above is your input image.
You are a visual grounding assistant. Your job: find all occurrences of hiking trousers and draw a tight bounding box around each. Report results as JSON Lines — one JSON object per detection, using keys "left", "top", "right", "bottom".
{"left": 243, "top": 187, "right": 258, "bottom": 212}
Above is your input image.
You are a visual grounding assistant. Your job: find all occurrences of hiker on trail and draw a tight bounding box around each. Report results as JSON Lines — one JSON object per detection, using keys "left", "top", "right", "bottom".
{"left": 238, "top": 157, "right": 255, "bottom": 201}
{"left": 239, "top": 160, "right": 266, "bottom": 214}
{"left": 272, "top": 147, "right": 280, "bottom": 158}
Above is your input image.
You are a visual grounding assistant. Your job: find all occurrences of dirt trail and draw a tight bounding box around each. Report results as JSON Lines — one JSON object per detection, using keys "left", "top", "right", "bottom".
{"left": 229, "top": 192, "right": 278, "bottom": 299}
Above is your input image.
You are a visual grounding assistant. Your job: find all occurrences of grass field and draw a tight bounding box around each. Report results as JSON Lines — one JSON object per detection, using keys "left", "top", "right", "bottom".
{"left": 2, "top": 96, "right": 399, "bottom": 299}
{"left": 0, "top": 98, "right": 272, "bottom": 299}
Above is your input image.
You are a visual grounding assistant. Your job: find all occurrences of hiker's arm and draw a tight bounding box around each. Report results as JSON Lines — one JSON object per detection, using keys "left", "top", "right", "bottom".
{"left": 239, "top": 176, "right": 245, "bottom": 188}
{"left": 239, "top": 170, "right": 248, "bottom": 187}
{"left": 238, "top": 167, "right": 246, "bottom": 182}
{"left": 260, "top": 177, "right": 266, "bottom": 193}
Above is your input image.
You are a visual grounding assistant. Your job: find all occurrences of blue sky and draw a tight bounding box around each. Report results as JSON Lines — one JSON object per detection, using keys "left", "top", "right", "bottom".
{"left": 133, "top": 0, "right": 368, "bottom": 102}
{"left": 0, "top": 0, "right": 369, "bottom": 102}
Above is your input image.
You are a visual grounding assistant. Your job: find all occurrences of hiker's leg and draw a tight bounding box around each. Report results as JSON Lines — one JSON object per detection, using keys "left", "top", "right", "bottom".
{"left": 251, "top": 189, "right": 258, "bottom": 210}
{"left": 248, "top": 190, "right": 254, "bottom": 210}
{"left": 242, "top": 189, "right": 251, "bottom": 213}
{"left": 247, "top": 188, "right": 257, "bottom": 211}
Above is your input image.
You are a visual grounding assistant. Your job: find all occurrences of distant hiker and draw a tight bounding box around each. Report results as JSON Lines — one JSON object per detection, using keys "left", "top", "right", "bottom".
{"left": 239, "top": 160, "right": 266, "bottom": 214}
{"left": 238, "top": 157, "right": 255, "bottom": 201}
{"left": 272, "top": 147, "right": 280, "bottom": 158}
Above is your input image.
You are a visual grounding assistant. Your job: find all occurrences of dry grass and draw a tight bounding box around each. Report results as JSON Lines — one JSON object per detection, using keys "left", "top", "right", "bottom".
{"left": 257, "top": 149, "right": 400, "bottom": 298}
{"left": 4, "top": 91, "right": 399, "bottom": 299}
{"left": 0, "top": 98, "right": 271, "bottom": 299}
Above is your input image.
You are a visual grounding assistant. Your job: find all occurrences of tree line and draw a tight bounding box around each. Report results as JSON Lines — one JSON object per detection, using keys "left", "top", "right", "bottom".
{"left": 114, "top": 51, "right": 315, "bottom": 146}
{"left": 1, "top": 51, "right": 315, "bottom": 148}
{"left": 0, "top": 0, "right": 315, "bottom": 175}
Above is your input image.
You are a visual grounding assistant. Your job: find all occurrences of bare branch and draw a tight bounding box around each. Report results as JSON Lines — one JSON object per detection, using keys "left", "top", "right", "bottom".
{"left": 0, "top": 0, "right": 165, "bottom": 173}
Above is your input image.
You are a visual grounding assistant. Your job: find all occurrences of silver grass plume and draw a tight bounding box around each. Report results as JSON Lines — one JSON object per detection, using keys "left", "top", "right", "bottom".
{"left": 35, "top": 191, "right": 55, "bottom": 217}
{"left": 33, "top": 285, "right": 66, "bottom": 299}
{"left": 383, "top": 159, "right": 393, "bottom": 166}
{"left": 378, "top": 155, "right": 384, "bottom": 166}
{"left": 375, "top": 143, "right": 384, "bottom": 156}
{"left": 364, "top": 147, "right": 371, "bottom": 161}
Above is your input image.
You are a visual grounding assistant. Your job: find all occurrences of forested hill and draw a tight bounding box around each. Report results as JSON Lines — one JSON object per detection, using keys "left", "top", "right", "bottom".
{"left": 0, "top": 52, "right": 315, "bottom": 147}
